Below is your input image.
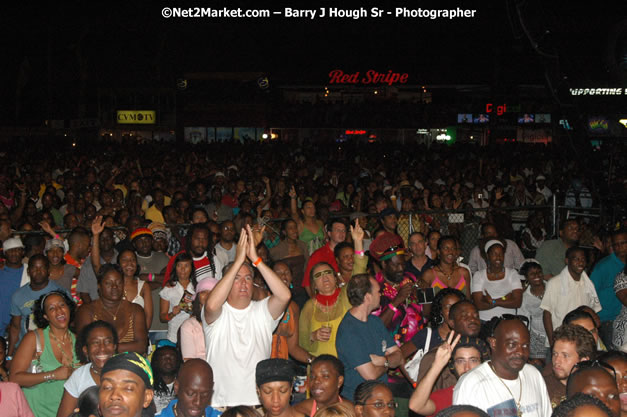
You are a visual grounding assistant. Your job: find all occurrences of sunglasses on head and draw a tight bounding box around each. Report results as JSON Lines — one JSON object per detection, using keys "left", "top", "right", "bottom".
{"left": 501, "top": 314, "right": 530, "bottom": 327}
{"left": 570, "top": 359, "right": 617, "bottom": 382}
{"left": 490, "top": 314, "right": 530, "bottom": 337}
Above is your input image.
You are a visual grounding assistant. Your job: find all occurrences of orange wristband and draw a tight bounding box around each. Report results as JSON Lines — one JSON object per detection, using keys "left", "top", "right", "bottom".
{"left": 253, "top": 257, "right": 263, "bottom": 267}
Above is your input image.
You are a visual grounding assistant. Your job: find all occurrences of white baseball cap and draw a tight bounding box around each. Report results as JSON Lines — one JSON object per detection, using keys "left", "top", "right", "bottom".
{"left": 3, "top": 237, "right": 24, "bottom": 252}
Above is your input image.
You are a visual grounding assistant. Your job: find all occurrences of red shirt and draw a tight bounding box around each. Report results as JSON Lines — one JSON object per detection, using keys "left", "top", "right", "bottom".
{"left": 428, "top": 385, "right": 454, "bottom": 417}
{"left": 302, "top": 243, "right": 338, "bottom": 288}
{"left": 221, "top": 194, "right": 238, "bottom": 208}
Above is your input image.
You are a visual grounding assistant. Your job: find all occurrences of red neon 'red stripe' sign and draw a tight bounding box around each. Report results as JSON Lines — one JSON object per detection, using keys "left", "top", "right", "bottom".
{"left": 329, "top": 70, "right": 409, "bottom": 85}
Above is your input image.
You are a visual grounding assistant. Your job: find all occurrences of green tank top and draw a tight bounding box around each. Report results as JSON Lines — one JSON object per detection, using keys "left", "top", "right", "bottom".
{"left": 24, "top": 327, "right": 78, "bottom": 417}
{"left": 299, "top": 225, "right": 324, "bottom": 255}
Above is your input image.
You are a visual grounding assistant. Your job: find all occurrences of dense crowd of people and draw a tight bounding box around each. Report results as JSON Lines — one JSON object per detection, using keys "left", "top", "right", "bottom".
{"left": 0, "top": 139, "right": 625, "bottom": 417}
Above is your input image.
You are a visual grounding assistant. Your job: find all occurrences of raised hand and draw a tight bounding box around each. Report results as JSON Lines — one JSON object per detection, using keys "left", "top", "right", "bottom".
{"left": 39, "top": 220, "right": 54, "bottom": 235}
{"left": 245, "top": 224, "right": 259, "bottom": 262}
{"left": 251, "top": 224, "right": 266, "bottom": 247}
{"left": 289, "top": 185, "right": 297, "bottom": 199}
{"left": 433, "top": 330, "right": 461, "bottom": 367}
{"left": 350, "top": 219, "right": 364, "bottom": 242}
{"left": 234, "top": 228, "right": 248, "bottom": 264}
{"left": 91, "top": 215, "right": 105, "bottom": 235}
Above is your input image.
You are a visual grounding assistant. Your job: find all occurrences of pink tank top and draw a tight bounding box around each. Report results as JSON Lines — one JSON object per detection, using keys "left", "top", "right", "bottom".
{"left": 432, "top": 268, "right": 466, "bottom": 291}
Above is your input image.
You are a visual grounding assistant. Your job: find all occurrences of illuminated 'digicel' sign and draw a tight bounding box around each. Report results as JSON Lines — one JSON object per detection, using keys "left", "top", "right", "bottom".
{"left": 569, "top": 88, "right": 624, "bottom": 96}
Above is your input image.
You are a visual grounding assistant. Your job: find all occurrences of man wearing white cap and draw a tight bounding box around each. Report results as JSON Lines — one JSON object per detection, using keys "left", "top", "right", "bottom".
{"left": 535, "top": 175, "right": 552, "bottom": 203}
{"left": 0, "top": 238, "right": 27, "bottom": 337}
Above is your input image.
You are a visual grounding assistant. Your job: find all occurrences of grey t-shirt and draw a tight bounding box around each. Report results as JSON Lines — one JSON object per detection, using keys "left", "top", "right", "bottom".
{"left": 51, "top": 264, "right": 78, "bottom": 293}
{"left": 136, "top": 252, "right": 169, "bottom": 275}
{"left": 136, "top": 251, "right": 170, "bottom": 332}
{"left": 205, "top": 202, "right": 234, "bottom": 223}
{"left": 76, "top": 250, "right": 119, "bottom": 301}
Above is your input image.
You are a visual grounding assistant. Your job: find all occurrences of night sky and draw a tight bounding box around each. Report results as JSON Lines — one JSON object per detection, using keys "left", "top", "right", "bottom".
{"left": 1, "top": 1, "right": 624, "bottom": 123}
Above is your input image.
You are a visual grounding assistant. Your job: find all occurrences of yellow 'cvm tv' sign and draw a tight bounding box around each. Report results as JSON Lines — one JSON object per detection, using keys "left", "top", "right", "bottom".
{"left": 117, "top": 110, "right": 156, "bottom": 124}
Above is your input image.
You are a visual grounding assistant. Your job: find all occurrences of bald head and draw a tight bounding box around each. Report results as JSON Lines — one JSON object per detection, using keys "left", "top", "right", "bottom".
{"left": 178, "top": 359, "right": 213, "bottom": 382}
{"left": 567, "top": 367, "right": 620, "bottom": 417}
{"left": 175, "top": 360, "right": 215, "bottom": 417}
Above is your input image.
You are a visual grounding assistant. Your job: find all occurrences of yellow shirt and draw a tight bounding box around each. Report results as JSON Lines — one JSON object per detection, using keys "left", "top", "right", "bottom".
{"left": 141, "top": 196, "right": 172, "bottom": 213}
{"left": 145, "top": 204, "right": 165, "bottom": 223}
{"left": 298, "top": 287, "right": 351, "bottom": 357}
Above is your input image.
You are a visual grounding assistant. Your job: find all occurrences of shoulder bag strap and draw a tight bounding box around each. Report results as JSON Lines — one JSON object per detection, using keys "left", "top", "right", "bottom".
{"left": 425, "top": 327, "right": 432, "bottom": 351}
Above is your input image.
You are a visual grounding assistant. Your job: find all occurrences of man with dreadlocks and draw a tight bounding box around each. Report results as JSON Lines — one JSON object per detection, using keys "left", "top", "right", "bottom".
{"left": 151, "top": 345, "right": 183, "bottom": 414}
{"left": 162, "top": 223, "right": 224, "bottom": 287}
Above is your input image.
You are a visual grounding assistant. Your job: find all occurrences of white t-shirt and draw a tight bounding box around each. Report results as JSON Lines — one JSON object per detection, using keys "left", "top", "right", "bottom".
{"left": 540, "top": 266, "right": 601, "bottom": 333}
{"left": 519, "top": 286, "right": 545, "bottom": 338}
{"left": 202, "top": 297, "right": 281, "bottom": 407}
{"left": 471, "top": 268, "right": 523, "bottom": 321}
{"left": 159, "top": 282, "right": 195, "bottom": 343}
{"left": 453, "top": 362, "right": 553, "bottom": 417}
{"left": 154, "top": 381, "right": 175, "bottom": 414}
{"left": 215, "top": 242, "right": 236, "bottom": 264}
{"left": 64, "top": 363, "right": 96, "bottom": 398}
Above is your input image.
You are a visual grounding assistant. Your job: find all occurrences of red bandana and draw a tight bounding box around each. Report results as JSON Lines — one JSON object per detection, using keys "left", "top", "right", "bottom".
{"left": 315, "top": 288, "right": 341, "bottom": 306}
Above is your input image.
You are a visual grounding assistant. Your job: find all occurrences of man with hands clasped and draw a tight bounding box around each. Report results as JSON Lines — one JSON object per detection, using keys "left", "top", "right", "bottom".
{"left": 202, "top": 224, "right": 291, "bottom": 408}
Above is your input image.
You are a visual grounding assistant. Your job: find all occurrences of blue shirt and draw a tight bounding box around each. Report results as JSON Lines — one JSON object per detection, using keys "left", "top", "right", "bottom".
{"left": 590, "top": 253, "right": 625, "bottom": 321}
{"left": 0, "top": 265, "right": 24, "bottom": 337}
{"left": 10, "top": 281, "right": 66, "bottom": 345}
{"left": 157, "top": 398, "right": 222, "bottom": 417}
{"left": 336, "top": 312, "right": 396, "bottom": 401}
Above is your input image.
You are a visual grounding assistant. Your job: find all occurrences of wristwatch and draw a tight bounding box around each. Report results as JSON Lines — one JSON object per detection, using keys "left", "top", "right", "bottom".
{"left": 384, "top": 359, "right": 390, "bottom": 369}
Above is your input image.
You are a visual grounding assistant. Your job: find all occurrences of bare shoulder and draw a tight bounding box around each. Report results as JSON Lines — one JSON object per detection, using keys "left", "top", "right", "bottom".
{"left": 290, "top": 301, "right": 300, "bottom": 316}
{"left": 457, "top": 266, "right": 471, "bottom": 278}
{"left": 76, "top": 303, "right": 94, "bottom": 317}
{"left": 422, "top": 268, "right": 435, "bottom": 283}
{"left": 291, "top": 408, "right": 307, "bottom": 417}
{"left": 21, "top": 329, "right": 38, "bottom": 346}
{"left": 128, "top": 301, "right": 144, "bottom": 315}
{"left": 292, "top": 399, "right": 313, "bottom": 415}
